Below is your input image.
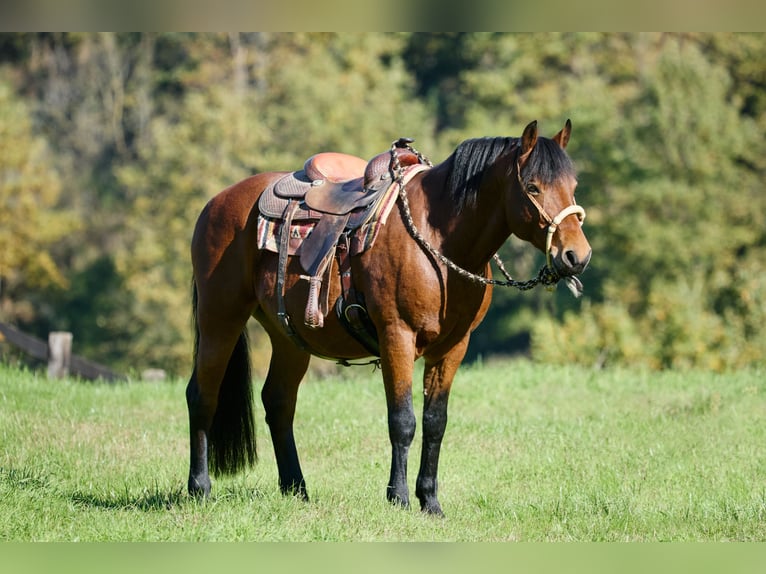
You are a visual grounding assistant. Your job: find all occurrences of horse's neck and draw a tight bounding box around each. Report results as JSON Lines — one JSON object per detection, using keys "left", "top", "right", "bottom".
{"left": 419, "top": 161, "right": 511, "bottom": 274}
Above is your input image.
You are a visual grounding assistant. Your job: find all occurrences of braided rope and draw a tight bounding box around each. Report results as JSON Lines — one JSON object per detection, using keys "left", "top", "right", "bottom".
{"left": 390, "top": 139, "right": 562, "bottom": 291}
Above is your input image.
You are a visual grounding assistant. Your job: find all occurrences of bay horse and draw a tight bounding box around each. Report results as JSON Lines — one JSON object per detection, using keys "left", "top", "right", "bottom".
{"left": 185, "top": 120, "right": 591, "bottom": 516}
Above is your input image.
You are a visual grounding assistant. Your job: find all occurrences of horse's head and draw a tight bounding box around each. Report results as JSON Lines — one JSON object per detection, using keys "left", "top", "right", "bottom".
{"left": 509, "top": 120, "right": 592, "bottom": 280}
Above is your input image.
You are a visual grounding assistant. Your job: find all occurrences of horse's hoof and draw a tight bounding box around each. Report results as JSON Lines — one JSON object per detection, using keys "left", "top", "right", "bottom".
{"left": 188, "top": 476, "right": 211, "bottom": 498}
{"left": 386, "top": 489, "right": 411, "bottom": 510}
{"left": 420, "top": 500, "right": 445, "bottom": 517}
{"left": 280, "top": 481, "right": 309, "bottom": 502}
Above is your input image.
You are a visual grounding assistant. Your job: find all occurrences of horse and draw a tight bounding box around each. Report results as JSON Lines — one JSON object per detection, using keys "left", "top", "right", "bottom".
{"left": 185, "top": 119, "right": 591, "bottom": 516}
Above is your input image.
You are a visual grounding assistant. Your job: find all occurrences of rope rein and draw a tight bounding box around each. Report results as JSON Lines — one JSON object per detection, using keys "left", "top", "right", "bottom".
{"left": 390, "top": 139, "right": 572, "bottom": 292}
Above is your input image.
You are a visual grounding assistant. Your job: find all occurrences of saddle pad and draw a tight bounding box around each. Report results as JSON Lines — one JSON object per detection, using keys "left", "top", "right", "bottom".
{"left": 257, "top": 218, "right": 314, "bottom": 255}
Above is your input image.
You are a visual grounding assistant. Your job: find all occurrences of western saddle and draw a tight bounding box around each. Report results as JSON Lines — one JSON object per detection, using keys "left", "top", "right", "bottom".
{"left": 257, "top": 139, "right": 429, "bottom": 359}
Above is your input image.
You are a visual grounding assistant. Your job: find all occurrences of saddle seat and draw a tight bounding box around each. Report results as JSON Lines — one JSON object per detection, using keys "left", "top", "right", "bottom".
{"left": 304, "top": 152, "right": 367, "bottom": 184}
{"left": 304, "top": 157, "right": 370, "bottom": 217}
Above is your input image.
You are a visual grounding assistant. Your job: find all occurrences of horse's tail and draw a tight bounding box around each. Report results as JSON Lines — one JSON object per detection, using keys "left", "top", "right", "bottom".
{"left": 191, "top": 281, "right": 257, "bottom": 476}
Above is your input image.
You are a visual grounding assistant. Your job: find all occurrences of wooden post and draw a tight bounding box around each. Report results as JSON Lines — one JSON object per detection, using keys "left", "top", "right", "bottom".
{"left": 47, "top": 332, "right": 73, "bottom": 379}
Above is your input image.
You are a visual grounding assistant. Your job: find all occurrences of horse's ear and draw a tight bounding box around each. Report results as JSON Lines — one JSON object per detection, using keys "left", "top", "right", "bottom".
{"left": 520, "top": 120, "right": 538, "bottom": 162}
{"left": 553, "top": 119, "right": 572, "bottom": 149}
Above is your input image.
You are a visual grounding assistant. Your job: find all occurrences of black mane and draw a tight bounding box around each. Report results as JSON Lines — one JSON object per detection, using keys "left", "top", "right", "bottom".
{"left": 445, "top": 135, "right": 576, "bottom": 213}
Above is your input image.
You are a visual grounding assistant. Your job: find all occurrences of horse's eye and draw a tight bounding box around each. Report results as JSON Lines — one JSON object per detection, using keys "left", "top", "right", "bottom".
{"left": 526, "top": 183, "right": 540, "bottom": 195}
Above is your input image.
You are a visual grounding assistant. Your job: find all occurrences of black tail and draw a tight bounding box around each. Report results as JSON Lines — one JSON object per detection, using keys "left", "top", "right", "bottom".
{"left": 191, "top": 282, "right": 257, "bottom": 476}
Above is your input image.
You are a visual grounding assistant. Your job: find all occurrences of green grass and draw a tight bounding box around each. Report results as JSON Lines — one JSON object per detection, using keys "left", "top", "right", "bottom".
{"left": 1, "top": 359, "right": 765, "bottom": 541}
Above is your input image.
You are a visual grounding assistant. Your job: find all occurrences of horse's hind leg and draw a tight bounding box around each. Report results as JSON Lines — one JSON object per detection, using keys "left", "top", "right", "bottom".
{"left": 260, "top": 336, "right": 311, "bottom": 499}
{"left": 187, "top": 287, "right": 255, "bottom": 497}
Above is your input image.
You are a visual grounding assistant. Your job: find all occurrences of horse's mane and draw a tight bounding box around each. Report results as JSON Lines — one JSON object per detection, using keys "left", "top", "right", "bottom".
{"left": 445, "top": 136, "right": 576, "bottom": 214}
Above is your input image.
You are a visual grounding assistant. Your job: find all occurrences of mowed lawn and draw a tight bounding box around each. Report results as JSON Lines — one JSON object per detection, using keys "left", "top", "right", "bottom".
{"left": 1, "top": 359, "right": 764, "bottom": 541}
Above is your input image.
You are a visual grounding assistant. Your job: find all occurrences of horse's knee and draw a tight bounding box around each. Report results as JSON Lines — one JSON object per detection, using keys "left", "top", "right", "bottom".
{"left": 387, "top": 395, "right": 416, "bottom": 446}
{"left": 388, "top": 413, "right": 416, "bottom": 452}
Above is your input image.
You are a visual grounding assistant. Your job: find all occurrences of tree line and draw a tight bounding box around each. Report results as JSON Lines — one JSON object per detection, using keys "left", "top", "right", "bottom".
{"left": 1, "top": 32, "right": 764, "bottom": 375}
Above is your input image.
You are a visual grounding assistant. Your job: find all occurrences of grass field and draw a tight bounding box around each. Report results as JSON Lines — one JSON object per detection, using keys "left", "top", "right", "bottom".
{"left": 1, "top": 358, "right": 764, "bottom": 541}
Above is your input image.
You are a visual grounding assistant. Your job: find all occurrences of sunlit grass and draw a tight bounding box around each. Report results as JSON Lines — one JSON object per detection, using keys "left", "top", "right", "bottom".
{"left": 1, "top": 360, "right": 764, "bottom": 541}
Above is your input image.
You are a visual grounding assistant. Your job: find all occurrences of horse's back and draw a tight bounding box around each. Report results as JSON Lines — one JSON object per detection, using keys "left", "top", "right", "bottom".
{"left": 196, "top": 172, "right": 282, "bottom": 232}
{"left": 192, "top": 172, "right": 282, "bottom": 294}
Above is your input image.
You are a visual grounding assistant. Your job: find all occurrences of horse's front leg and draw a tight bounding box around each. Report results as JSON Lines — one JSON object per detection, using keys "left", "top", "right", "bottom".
{"left": 380, "top": 333, "right": 417, "bottom": 508}
{"left": 415, "top": 346, "right": 467, "bottom": 517}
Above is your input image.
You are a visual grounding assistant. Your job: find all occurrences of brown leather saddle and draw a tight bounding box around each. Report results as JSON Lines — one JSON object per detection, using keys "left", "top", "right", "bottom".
{"left": 257, "top": 141, "right": 424, "bottom": 353}
{"left": 259, "top": 148, "right": 417, "bottom": 220}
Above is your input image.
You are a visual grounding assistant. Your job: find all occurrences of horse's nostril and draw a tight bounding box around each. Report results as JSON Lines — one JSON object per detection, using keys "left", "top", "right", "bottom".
{"left": 564, "top": 250, "right": 579, "bottom": 268}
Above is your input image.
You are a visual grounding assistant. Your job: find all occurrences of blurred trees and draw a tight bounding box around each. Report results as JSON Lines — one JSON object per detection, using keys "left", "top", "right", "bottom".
{"left": 528, "top": 34, "right": 766, "bottom": 370}
{"left": 0, "top": 32, "right": 763, "bottom": 375}
{"left": 0, "top": 78, "right": 75, "bottom": 325}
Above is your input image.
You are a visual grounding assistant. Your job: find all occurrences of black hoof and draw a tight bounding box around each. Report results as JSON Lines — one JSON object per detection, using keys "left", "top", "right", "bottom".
{"left": 280, "top": 480, "right": 309, "bottom": 502}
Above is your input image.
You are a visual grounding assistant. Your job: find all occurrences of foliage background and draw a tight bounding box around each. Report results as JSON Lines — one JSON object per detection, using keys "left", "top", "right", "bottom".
{"left": 1, "top": 33, "right": 764, "bottom": 376}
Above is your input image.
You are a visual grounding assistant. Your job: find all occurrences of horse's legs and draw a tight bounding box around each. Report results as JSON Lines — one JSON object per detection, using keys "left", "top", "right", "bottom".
{"left": 380, "top": 334, "right": 417, "bottom": 508}
{"left": 186, "top": 322, "right": 248, "bottom": 496}
{"left": 261, "top": 337, "right": 311, "bottom": 499}
{"left": 186, "top": 366, "right": 211, "bottom": 496}
{"left": 415, "top": 345, "right": 467, "bottom": 516}
{"left": 186, "top": 275, "right": 254, "bottom": 497}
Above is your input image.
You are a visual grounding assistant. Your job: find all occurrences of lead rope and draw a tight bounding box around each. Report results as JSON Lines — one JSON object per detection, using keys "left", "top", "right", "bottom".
{"left": 390, "top": 139, "right": 565, "bottom": 292}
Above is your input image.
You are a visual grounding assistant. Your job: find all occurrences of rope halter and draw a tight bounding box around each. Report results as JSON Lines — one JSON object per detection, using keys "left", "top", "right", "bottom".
{"left": 516, "top": 159, "right": 586, "bottom": 269}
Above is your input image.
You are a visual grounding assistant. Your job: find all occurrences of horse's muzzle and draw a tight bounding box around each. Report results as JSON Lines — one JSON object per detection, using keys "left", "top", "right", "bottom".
{"left": 554, "top": 247, "right": 592, "bottom": 277}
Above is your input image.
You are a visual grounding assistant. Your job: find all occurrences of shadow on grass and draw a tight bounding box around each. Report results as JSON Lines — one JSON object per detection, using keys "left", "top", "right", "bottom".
{"left": 0, "top": 466, "right": 52, "bottom": 492}
{"left": 68, "top": 482, "right": 268, "bottom": 512}
{"left": 2, "top": 463, "right": 269, "bottom": 512}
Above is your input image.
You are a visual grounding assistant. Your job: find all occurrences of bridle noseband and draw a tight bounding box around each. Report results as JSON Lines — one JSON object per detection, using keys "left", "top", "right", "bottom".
{"left": 516, "top": 159, "right": 586, "bottom": 269}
